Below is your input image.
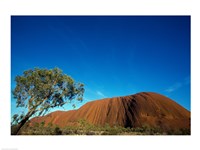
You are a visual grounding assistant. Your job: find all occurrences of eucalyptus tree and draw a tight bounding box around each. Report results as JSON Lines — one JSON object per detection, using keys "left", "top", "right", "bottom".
{"left": 12, "top": 67, "right": 84, "bottom": 134}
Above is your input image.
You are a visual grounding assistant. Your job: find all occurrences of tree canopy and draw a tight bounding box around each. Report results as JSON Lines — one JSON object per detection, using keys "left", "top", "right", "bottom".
{"left": 12, "top": 67, "right": 84, "bottom": 134}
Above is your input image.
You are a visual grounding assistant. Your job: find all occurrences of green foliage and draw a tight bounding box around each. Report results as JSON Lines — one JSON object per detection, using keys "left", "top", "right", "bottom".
{"left": 11, "top": 67, "right": 84, "bottom": 134}
{"left": 11, "top": 114, "right": 19, "bottom": 125}
{"left": 12, "top": 119, "right": 190, "bottom": 135}
{"left": 54, "top": 127, "right": 62, "bottom": 135}
{"left": 41, "top": 121, "right": 45, "bottom": 127}
{"left": 13, "top": 67, "right": 84, "bottom": 115}
{"left": 166, "top": 128, "right": 190, "bottom": 135}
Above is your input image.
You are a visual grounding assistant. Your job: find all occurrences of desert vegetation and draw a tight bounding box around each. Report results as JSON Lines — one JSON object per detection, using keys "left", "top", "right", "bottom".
{"left": 11, "top": 67, "right": 84, "bottom": 135}
{"left": 11, "top": 119, "right": 190, "bottom": 135}
{"left": 11, "top": 68, "right": 190, "bottom": 136}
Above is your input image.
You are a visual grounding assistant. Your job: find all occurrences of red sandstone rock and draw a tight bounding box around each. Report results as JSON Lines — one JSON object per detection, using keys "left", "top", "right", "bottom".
{"left": 30, "top": 92, "right": 190, "bottom": 130}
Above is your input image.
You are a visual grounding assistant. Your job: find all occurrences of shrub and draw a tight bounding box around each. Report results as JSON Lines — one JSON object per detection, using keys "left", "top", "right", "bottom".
{"left": 86, "top": 131, "right": 95, "bottom": 135}
{"left": 54, "top": 127, "right": 62, "bottom": 135}
{"left": 11, "top": 125, "right": 20, "bottom": 135}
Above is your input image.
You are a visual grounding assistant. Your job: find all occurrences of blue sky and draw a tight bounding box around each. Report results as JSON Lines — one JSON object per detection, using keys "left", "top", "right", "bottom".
{"left": 11, "top": 16, "right": 190, "bottom": 116}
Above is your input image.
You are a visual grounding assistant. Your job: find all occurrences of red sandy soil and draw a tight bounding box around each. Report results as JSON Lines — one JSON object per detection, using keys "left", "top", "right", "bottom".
{"left": 30, "top": 92, "right": 190, "bottom": 130}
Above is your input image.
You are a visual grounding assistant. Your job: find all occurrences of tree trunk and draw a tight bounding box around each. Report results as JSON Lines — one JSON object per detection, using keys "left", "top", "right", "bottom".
{"left": 11, "top": 110, "right": 35, "bottom": 135}
{"left": 12, "top": 97, "right": 48, "bottom": 135}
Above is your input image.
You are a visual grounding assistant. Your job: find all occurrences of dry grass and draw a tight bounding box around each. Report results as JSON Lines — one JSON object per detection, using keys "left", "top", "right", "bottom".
{"left": 11, "top": 120, "right": 190, "bottom": 135}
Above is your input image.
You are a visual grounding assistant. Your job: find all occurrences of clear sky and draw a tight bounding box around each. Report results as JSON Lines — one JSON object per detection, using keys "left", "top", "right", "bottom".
{"left": 11, "top": 16, "right": 190, "bottom": 116}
